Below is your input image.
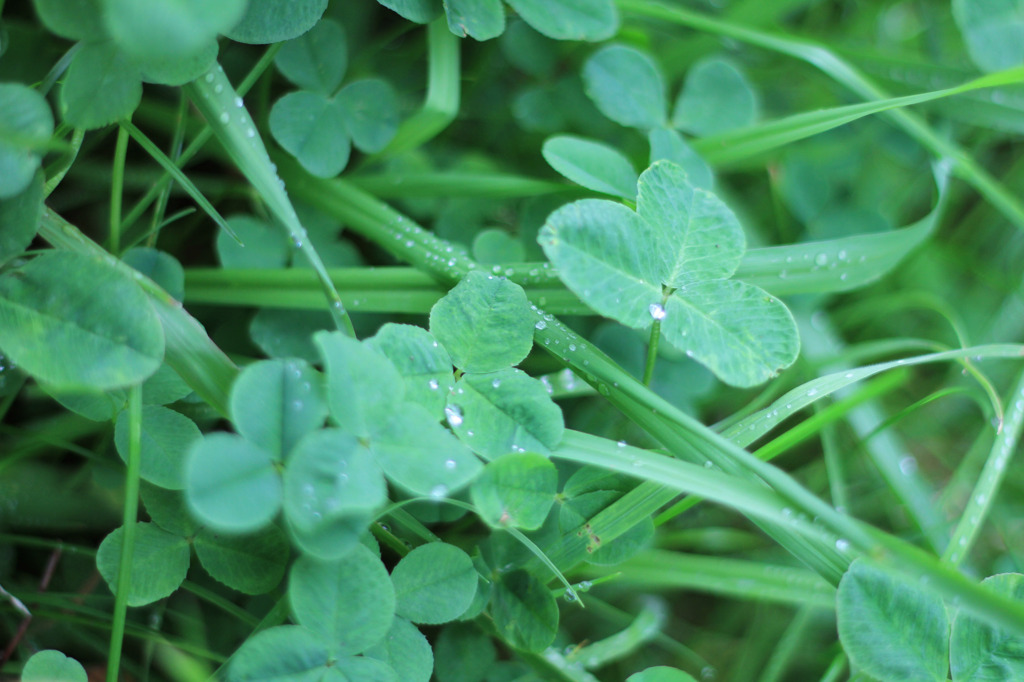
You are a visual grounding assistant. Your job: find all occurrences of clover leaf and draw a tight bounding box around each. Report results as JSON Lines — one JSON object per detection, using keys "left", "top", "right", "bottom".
{"left": 539, "top": 160, "right": 799, "bottom": 387}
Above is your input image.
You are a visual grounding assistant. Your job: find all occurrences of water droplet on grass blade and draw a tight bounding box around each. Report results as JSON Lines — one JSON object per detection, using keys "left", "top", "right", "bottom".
{"left": 445, "top": 405, "right": 463, "bottom": 427}
{"left": 649, "top": 303, "right": 667, "bottom": 320}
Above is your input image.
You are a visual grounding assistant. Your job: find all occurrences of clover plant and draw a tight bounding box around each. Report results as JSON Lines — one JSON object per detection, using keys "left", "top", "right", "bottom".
{"left": 3, "top": 1, "right": 1024, "bottom": 682}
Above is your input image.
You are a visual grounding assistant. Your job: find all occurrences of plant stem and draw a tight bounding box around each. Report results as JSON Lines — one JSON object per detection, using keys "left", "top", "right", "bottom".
{"left": 109, "top": 124, "right": 129, "bottom": 254}
{"left": 642, "top": 313, "right": 664, "bottom": 386}
{"left": 107, "top": 384, "right": 142, "bottom": 682}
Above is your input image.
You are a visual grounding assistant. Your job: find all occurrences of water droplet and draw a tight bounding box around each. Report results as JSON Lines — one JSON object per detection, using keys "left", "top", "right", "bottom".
{"left": 491, "top": 378, "right": 501, "bottom": 388}
{"left": 704, "top": 460, "right": 713, "bottom": 468}
{"left": 292, "top": 399, "right": 303, "bottom": 410}
{"left": 814, "top": 252, "right": 828, "bottom": 266}
{"left": 535, "top": 320, "right": 547, "bottom": 330}
{"left": 649, "top": 303, "right": 667, "bottom": 320}
{"left": 563, "top": 588, "right": 578, "bottom": 602}
{"left": 445, "top": 459, "right": 457, "bottom": 470}
{"left": 898, "top": 456, "right": 918, "bottom": 475}
{"left": 445, "top": 404, "right": 464, "bottom": 427}
{"left": 701, "top": 666, "right": 717, "bottom": 681}
{"left": 428, "top": 378, "right": 439, "bottom": 390}
{"left": 218, "top": 112, "right": 229, "bottom": 124}
{"left": 617, "top": 440, "right": 627, "bottom": 448}
{"left": 430, "top": 485, "right": 448, "bottom": 499}
{"left": 835, "top": 538, "right": 850, "bottom": 552}
{"left": 807, "top": 388, "right": 818, "bottom": 397}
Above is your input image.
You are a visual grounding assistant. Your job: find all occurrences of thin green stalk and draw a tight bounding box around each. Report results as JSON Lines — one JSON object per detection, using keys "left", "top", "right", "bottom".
{"left": 107, "top": 384, "right": 142, "bottom": 682}
{"left": 641, "top": 316, "right": 662, "bottom": 387}
{"left": 149, "top": 94, "right": 190, "bottom": 247}
{"left": 109, "top": 124, "right": 130, "bottom": 254}
{"left": 943, "top": 368, "right": 1024, "bottom": 566}
{"left": 43, "top": 127, "right": 84, "bottom": 197}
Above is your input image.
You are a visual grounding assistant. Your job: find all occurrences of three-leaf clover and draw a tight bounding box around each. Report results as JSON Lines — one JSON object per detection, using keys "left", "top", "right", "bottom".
{"left": 539, "top": 160, "right": 799, "bottom": 387}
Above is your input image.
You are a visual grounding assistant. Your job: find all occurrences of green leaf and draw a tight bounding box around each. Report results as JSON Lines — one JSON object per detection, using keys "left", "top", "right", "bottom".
{"left": 364, "top": 323, "right": 454, "bottom": 416}
{"left": 289, "top": 545, "right": 396, "bottom": 655}
{"left": 447, "top": 369, "right": 564, "bottom": 458}
{"left": 315, "top": 330, "right": 406, "bottom": 439}
{"left": 289, "top": 510, "right": 372, "bottom": 562}
{"left": 22, "top": 650, "right": 88, "bottom": 682}
{"left": 216, "top": 214, "right": 290, "bottom": 267}
{"left": 60, "top": 41, "right": 142, "bottom": 129}
{"left": 337, "top": 79, "right": 400, "bottom": 153}
{"left": 505, "top": 0, "right": 618, "bottom": 41}
{"left": 473, "top": 229, "right": 526, "bottom": 264}
{"left": 433, "top": 622, "right": 497, "bottom": 682}
{"left": 229, "top": 625, "right": 396, "bottom": 682}
{"left": 588, "top": 516, "right": 654, "bottom": 565}
{"left": 122, "top": 247, "right": 185, "bottom": 302}
{"left": 429, "top": 271, "right": 534, "bottom": 373}
{"left": 0, "top": 84, "right": 53, "bottom": 200}
{"left": 140, "top": 482, "right": 200, "bottom": 536}
{"left": 539, "top": 162, "right": 799, "bottom": 387}
{"left": 194, "top": 524, "right": 289, "bottom": 595}
{"left": 951, "top": 573, "right": 1024, "bottom": 681}
{"left": 391, "top": 542, "right": 477, "bottom": 624}
{"left": 837, "top": 558, "right": 949, "bottom": 682}
{"left": 230, "top": 358, "right": 327, "bottom": 459}
{"left": 283, "top": 429, "right": 385, "bottom": 556}
{"left": 582, "top": 44, "right": 666, "bottom": 129}
{"left": 542, "top": 135, "right": 638, "bottom": 199}
{"left": 954, "top": 0, "right": 1024, "bottom": 73}
{"left": 39, "top": 383, "right": 125, "bottom": 421}
{"left": 96, "top": 522, "right": 190, "bottom": 606}
{"left": 274, "top": 17, "right": 347, "bottom": 93}
{"left": 31, "top": 0, "right": 104, "bottom": 41}
{"left": 225, "top": 0, "right": 327, "bottom": 45}
{"left": 141, "top": 363, "right": 192, "bottom": 406}
{"left": 365, "top": 617, "right": 434, "bottom": 682}
{"left": 250, "top": 309, "right": 333, "bottom": 364}
{"left": 672, "top": 57, "right": 759, "bottom": 136}
{"left": 101, "top": 0, "right": 245, "bottom": 61}
{"left": 627, "top": 667, "right": 698, "bottom": 682}
{"left": 648, "top": 127, "right": 713, "bottom": 190}
{"left": 135, "top": 38, "right": 219, "bottom": 86}
{"left": 444, "top": 0, "right": 505, "bottom": 41}
{"left": 0, "top": 251, "right": 165, "bottom": 390}
{"left": 376, "top": 0, "right": 441, "bottom": 24}
{"left": 369, "top": 403, "right": 483, "bottom": 497}
{"left": 470, "top": 452, "right": 557, "bottom": 529}
{"left": 114, "top": 405, "right": 199, "bottom": 490}
{"left": 269, "top": 91, "right": 351, "bottom": 178}
{"left": 491, "top": 569, "right": 559, "bottom": 652}
{"left": 185, "top": 433, "right": 282, "bottom": 533}
{"left": 0, "top": 170, "right": 43, "bottom": 264}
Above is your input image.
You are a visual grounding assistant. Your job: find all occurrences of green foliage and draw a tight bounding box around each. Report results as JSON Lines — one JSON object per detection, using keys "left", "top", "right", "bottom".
{"left": 8, "top": 3, "right": 1024, "bottom": 682}
{"left": 837, "top": 559, "right": 950, "bottom": 682}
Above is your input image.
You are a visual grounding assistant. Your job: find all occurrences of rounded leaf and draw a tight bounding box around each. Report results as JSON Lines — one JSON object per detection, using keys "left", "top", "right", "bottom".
{"left": 96, "top": 522, "right": 190, "bottom": 606}
{"left": 0, "top": 84, "right": 53, "bottom": 200}
{"left": 369, "top": 403, "right": 483, "bottom": 497}
{"left": 122, "top": 247, "right": 185, "bottom": 302}
{"left": 230, "top": 358, "right": 327, "bottom": 459}
{"left": 627, "top": 668, "right": 698, "bottom": 682}
{"left": 365, "top": 617, "right": 433, "bottom": 682}
{"left": 114, "top": 405, "right": 200, "bottom": 490}
{"left": 289, "top": 545, "right": 396, "bottom": 654}
{"left": 447, "top": 369, "right": 564, "bottom": 458}
{"left": 364, "top": 323, "right": 454, "bottom": 416}
{"left": 444, "top": 0, "right": 505, "bottom": 41}
{"left": 429, "top": 271, "right": 534, "bottom": 373}
{"left": 837, "top": 558, "right": 949, "bottom": 682}
{"left": 283, "top": 429, "right": 386, "bottom": 533}
{"left": 250, "top": 308, "right": 332, "bottom": 364}
{"left": 32, "top": 0, "right": 105, "bottom": 41}
{"left": 505, "top": 0, "right": 618, "bottom": 41}
{"left": 337, "top": 79, "right": 400, "bottom": 154}
{"left": 491, "top": 569, "right": 559, "bottom": 652}
{"left": 216, "top": 214, "right": 291, "bottom": 269}
{"left": 471, "top": 452, "right": 557, "bottom": 530}
{"left": 0, "top": 251, "right": 164, "bottom": 390}
{"left": 102, "top": 0, "right": 245, "bottom": 61}
{"left": 225, "top": 0, "right": 327, "bottom": 44}
{"left": 185, "top": 433, "right": 282, "bottom": 533}
{"left": 136, "top": 38, "right": 219, "bottom": 86}
{"left": 583, "top": 44, "right": 666, "bottom": 129}
{"left": 228, "top": 625, "right": 397, "bottom": 681}
{"left": 953, "top": 0, "right": 1024, "bottom": 73}
{"left": 433, "top": 622, "right": 497, "bottom": 682}
{"left": 194, "top": 524, "right": 289, "bottom": 595}
{"left": 270, "top": 90, "right": 351, "bottom": 178}
{"left": 140, "top": 482, "right": 200, "bottom": 536}
{"left": 391, "top": 543, "right": 477, "bottom": 624}
{"left": 472, "top": 229, "right": 526, "bottom": 265}
{"left": 648, "top": 127, "right": 713, "bottom": 191}
{"left": 22, "top": 650, "right": 88, "bottom": 682}
{"left": 542, "top": 135, "right": 638, "bottom": 199}
{"left": 0, "top": 170, "right": 43, "bottom": 263}
{"left": 377, "top": 0, "right": 441, "bottom": 23}
{"left": 951, "top": 573, "right": 1024, "bottom": 681}
{"left": 60, "top": 41, "right": 142, "bottom": 129}
{"left": 672, "top": 57, "right": 759, "bottom": 136}
{"left": 275, "top": 17, "right": 347, "bottom": 93}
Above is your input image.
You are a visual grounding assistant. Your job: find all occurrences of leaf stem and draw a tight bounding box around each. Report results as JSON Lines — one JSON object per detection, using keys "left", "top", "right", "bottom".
{"left": 106, "top": 384, "right": 142, "bottom": 682}
{"left": 109, "top": 124, "right": 130, "bottom": 254}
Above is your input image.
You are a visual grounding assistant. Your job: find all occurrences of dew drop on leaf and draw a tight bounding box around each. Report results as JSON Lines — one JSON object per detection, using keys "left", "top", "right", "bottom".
{"left": 445, "top": 404, "right": 464, "bottom": 427}
{"left": 430, "top": 484, "right": 448, "bottom": 499}
{"left": 649, "top": 303, "right": 667, "bottom": 320}
{"left": 428, "top": 378, "right": 439, "bottom": 390}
